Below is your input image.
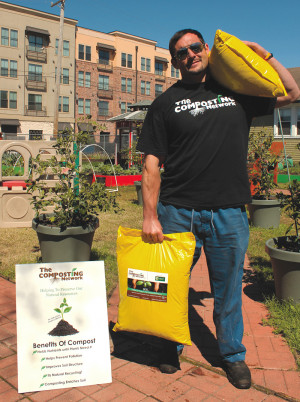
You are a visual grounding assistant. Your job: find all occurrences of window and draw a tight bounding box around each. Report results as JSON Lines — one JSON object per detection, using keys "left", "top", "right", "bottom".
{"left": 10, "top": 60, "right": 17, "bottom": 78}
{"left": 28, "top": 35, "right": 43, "bottom": 52}
{"left": 28, "top": 94, "right": 42, "bottom": 111}
{"left": 1, "top": 59, "right": 8, "bottom": 76}
{"left": 85, "top": 72, "right": 91, "bottom": 88}
{"left": 155, "top": 84, "right": 163, "bottom": 97}
{"left": 59, "top": 96, "right": 69, "bottom": 112}
{"left": 121, "top": 53, "right": 132, "bottom": 68}
{"left": 121, "top": 78, "right": 132, "bottom": 93}
{"left": 62, "top": 68, "right": 69, "bottom": 84}
{"left": 277, "top": 109, "right": 291, "bottom": 136}
{"left": 0, "top": 91, "right": 16, "bottom": 109}
{"left": 78, "top": 71, "right": 84, "bottom": 87}
{"left": 78, "top": 44, "right": 84, "bottom": 60}
{"left": 141, "top": 80, "right": 145, "bottom": 95}
{"left": 171, "top": 65, "right": 180, "bottom": 78}
{"left": 141, "top": 57, "right": 150, "bottom": 72}
{"left": 121, "top": 77, "right": 126, "bottom": 92}
{"left": 78, "top": 98, "right": 84, "bottom": 114}
{"left": 120, "top": 102, "right": 126, "bottom": 114}
{"left": 155, "top": 61, "right": 164, "bottom": 76}
{"left": 9, "top": 91, "right": 17, "bottom": 109}
{"left": 98, "top": 101, "right": 109, "bottom": 116}
{"left": 146, "top": 81, "right": 150, "bottom": 95}
{"left": 99, "top": 49, "right": 109, "bottom": 65}
{"left": 0, "top": 90, "right": 8, "bottom": 108}
{"left": 78, "top": 44, "right": 91, "bottom": 61}
{"left": 1, "top": 28, "right": 9, "bottom": 46}
{"left": 127, "top": 78, "right": 132, "bottom": 93}
{"left": 29, "top": 130, "right": 42, "bottom": 140}
{"left": 63, "top": 40, "right": 69, "bottom": 57}
{"left": 29, "top": 64, "right": 42, "bottom": 81}
{"left": 85, "top": 99, "right": 91, "bottom": 115}
{"left": 10, "top": 30, "right": 18, "bottom": 47}
{"left": 56, "top": 39, "right": 70, "bottom": 57}
{"left": 85, "top": 46, "right": 91, "bottom": 61}
{"left": 99, "top": 75, "right": 109, "bottom": 90}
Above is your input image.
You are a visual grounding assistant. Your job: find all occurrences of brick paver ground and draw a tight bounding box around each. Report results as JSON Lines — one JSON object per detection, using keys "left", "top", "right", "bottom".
{"left": 0, "top": 253, "right": 299, "bottom": 401}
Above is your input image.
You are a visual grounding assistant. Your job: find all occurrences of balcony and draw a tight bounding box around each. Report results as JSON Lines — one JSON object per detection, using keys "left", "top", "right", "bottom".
{"left": 97, "top": 112, "right": 112, "bottom": 120}
{"left": 25, "top": 76, "right": 47, "bottom": 92}
{"left": 97, "top": 87, "right": 113, "bottom": 99}
{"left": 97, "top": 59, "right": 113, "bottom": 72}
{"left": 26, "top": 45, "right": 47, "bottom": 63}
{"left": 155, "top": 72, "right": 166, "bottom": 82}
{"left": 25, "top": 106, "right": 47, "bottom": 117}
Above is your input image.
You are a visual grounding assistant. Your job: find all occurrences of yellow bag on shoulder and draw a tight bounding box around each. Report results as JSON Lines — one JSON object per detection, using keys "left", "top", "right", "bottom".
{"left": 209, "top": 29, "right": 287, "bottom": 97}
{"left": 113, "top": 226, "right": 196, "bottom": 345}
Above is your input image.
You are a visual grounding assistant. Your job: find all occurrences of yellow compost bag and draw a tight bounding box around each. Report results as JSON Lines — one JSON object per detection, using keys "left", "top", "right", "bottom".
{"left": 209, "top": 29, "right": 287, "bottom": 97}
{"left": 113, "top": 226, "right": 196, "bottom": 345}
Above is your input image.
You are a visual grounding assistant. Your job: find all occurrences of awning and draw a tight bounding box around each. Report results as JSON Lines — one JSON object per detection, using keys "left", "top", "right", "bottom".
{"left": 58, "top": 122, "right": 72, "bottom": 131}
{"left": 155, "top": 56, "right": 169, "bottom": 63}
{"left": 97, "top": 42, "right": 116, "bottom": 51}
{"left": 0, "top": 119, "right": 20, "bottom": 126}
{"left": 77, "top": 123, "right": 94, "bottom": 132}
{"left": 25, "top": 26, "right": 50, "bottom": 36}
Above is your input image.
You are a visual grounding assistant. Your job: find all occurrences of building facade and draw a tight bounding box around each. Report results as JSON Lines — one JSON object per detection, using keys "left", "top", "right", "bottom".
{"left": 75, "top": 27, "right": 180, "bottom": 154}
{"left": 0, "top": 1, "right": 77, "bottom": 139}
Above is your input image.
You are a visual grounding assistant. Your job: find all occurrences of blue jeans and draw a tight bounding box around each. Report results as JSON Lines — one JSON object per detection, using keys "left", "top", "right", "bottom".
{"left": 157, "top": 202, "right": 249, "bottom": 363}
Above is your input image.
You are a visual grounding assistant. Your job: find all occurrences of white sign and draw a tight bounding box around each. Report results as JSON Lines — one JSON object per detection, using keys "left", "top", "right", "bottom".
{"left": 16, "top": 261, "right": 112, "bottom": 393}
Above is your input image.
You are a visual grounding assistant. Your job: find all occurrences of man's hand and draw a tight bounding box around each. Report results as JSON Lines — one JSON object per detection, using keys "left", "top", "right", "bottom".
{"left": 243, "top": 41, "right": 269, "bottom": 59}
{"left": 142, "top": 216, "right": 164, "bottom": 243}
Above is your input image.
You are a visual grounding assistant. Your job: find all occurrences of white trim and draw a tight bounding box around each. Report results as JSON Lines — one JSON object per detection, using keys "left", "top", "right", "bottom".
{"left": 274, "top": 103, "right": 300, "bottom": 137}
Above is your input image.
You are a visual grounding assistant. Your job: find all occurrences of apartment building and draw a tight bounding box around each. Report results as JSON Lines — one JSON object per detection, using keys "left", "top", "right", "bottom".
{"left": 0, "top": 1, "right": 77, "bottom": 139}
{"left": 75, "top": 27, "right": 180, "bottom": 154}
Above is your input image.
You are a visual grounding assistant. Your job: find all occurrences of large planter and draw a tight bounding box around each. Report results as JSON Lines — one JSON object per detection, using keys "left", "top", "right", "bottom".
{"left": 247, "top": 199, "right": 281, "bottom": 229}
{"left": 32, "top": 217, "right": 99, "bottom": 263}
{"left": 265, "top": 237, "right": 300, "bottom": 303}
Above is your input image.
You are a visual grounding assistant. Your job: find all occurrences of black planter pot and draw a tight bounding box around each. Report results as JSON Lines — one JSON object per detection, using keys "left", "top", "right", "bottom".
{"left": 134, "top": 181, "right": 143, "bottom": 206}
{"left": 247, "top": 199, "right": 281, "bottom": 229}
{"left": 32, "top": 217, "right": 99, "bottom": 263}
{"left": 265, "top": 236, "right": 300, "bottom": 304}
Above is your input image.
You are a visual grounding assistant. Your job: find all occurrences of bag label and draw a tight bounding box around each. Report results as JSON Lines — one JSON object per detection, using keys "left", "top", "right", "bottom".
{"left": 127, "top": 268, "right": 168, "bottom": 302}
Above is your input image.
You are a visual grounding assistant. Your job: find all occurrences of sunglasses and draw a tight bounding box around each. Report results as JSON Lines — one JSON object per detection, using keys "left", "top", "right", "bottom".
{"left": 175, "top": 42, "right": 205, "bottom": 60}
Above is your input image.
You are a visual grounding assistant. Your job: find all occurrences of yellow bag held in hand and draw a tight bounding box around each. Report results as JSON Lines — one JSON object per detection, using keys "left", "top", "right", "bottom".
{"left": 113, "top": 226, "right": 196, "bottom": 345}
{"left": 209, "top": 29, "right": 287, "bottom": 97}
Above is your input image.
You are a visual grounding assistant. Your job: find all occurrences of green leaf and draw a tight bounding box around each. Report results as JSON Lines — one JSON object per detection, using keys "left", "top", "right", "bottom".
{"left": 54, "top": 308, "right": 61, "bottom": 314}
{"left": 63, "top": 306, "right": 72, "bottom": 314}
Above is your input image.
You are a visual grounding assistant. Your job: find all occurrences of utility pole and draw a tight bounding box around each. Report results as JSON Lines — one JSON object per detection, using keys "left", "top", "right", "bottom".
{"left": 51, "top": 0, "right": 65, "bottom": 138}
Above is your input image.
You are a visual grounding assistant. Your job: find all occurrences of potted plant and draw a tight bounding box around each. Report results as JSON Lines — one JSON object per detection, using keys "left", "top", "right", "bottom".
{"left": 27, "top": 129, "right": 119, "bottom": 263}
{"left": 265, "top": 179, "right": 300, "bottom": 303}
{"left": 247, "top": 130, "right": 282, "bottom": 228}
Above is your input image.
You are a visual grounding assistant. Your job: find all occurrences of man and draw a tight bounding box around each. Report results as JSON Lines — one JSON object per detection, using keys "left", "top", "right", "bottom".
{"left": 137, "top": 28, "right": 299, "bottom": 389}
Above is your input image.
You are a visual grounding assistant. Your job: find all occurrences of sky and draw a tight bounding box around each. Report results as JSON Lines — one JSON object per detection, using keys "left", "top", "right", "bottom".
{"left": 3, "top": 0, "right": 299, "bottom": 67}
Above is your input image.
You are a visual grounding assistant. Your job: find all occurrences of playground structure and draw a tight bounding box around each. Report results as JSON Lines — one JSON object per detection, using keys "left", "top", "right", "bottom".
{"left": 0, "top": 139, "right": 57, "bottom": 228}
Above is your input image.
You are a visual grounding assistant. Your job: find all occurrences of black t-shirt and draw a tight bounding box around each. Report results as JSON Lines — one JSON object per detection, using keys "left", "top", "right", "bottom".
{"left": 137, "top": 78, "right": 276, "bottom": 210}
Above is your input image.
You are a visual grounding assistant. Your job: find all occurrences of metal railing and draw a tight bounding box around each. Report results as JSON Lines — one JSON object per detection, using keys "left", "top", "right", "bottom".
{"left": 25, "top": 106, "right": 47, "bottom": 117}
{"left": 97, "top": 59, "right": 113, "bottom": 72}
{"left": 97, "top": 87, "right": 113, "bottom": 99}
{"left": 25, "top": 76, "right": 47, "bottom": 91}
{"left": 26, "top": 45, "right": 47, "bottom": 63}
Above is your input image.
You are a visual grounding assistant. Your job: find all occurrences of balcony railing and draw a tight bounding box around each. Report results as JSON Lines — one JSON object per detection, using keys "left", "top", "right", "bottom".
{"left": 97, "top": 87, "right": 113, "bottom": 99}
{"left": 97, "top": 111, "right": 112, "bottom": 120}
{"left": 97, "top": 59, "right": 113, "bottom": 72}
{"left": 26, "top": 45, "right": 47, "bottom": 63}
{"left": 25, "top": 76, "right": 47, "bottom": 91}
{"left": 25, "top": 106, "right": 47, "bottom": 117}
{"left": 155, "top": 72, "right": 166, "bottom": 82}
